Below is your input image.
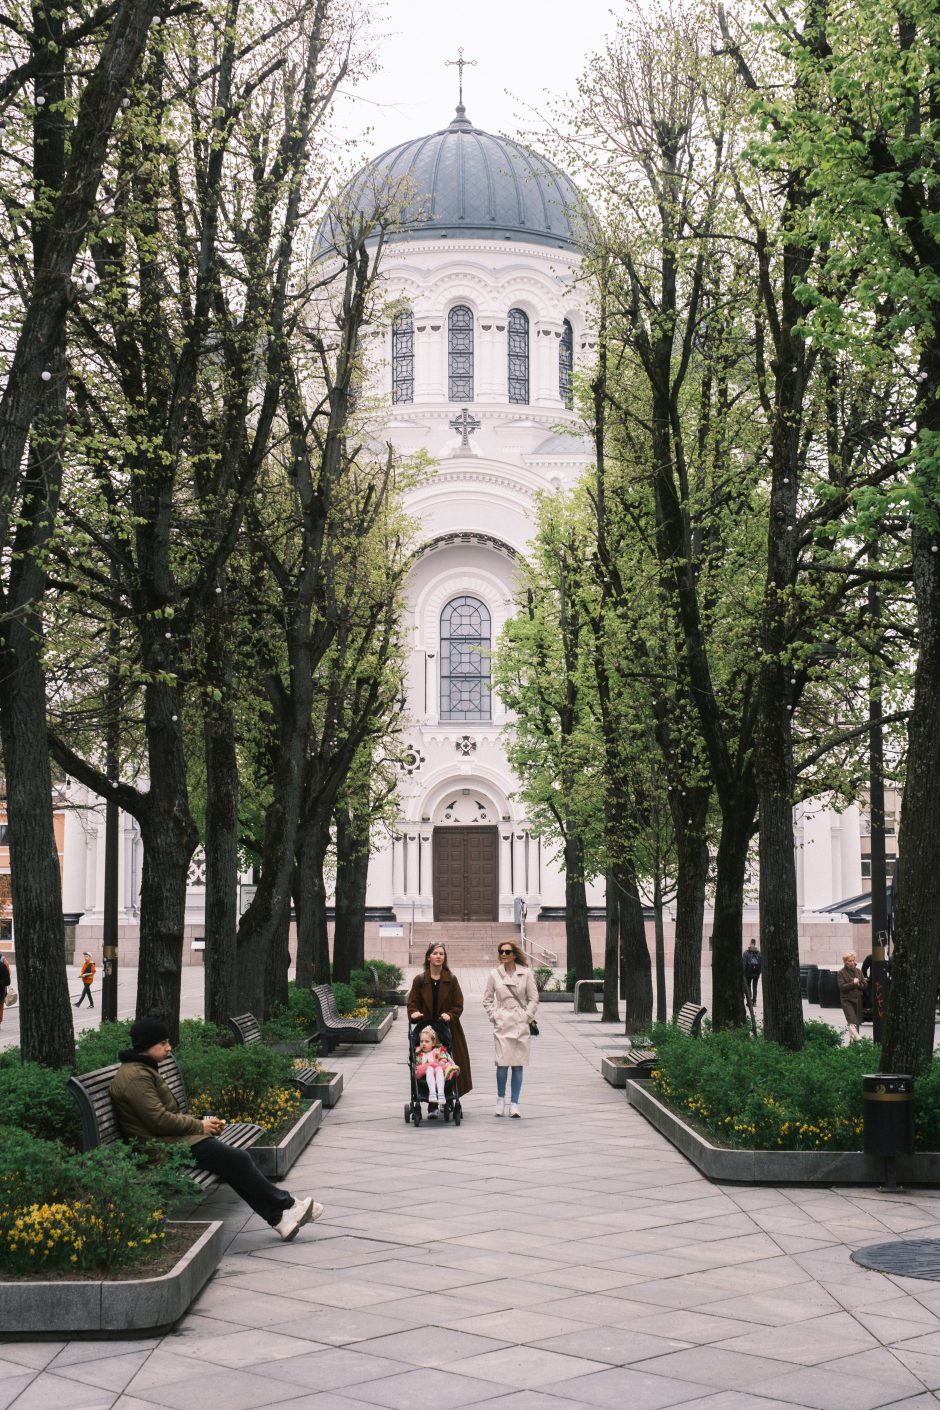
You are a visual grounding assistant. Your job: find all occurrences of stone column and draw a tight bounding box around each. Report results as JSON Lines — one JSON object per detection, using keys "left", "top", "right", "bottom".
{"left": 391, "top": 833, "right": 405, "bottom": 899}
{"left": 405, "top": 834, "right": 420, "bottom": 897}
{"left": 500, "top": 831, "right": 513, "bottom": 895}
{"left": 414, "top": 315, "right": 444, "bottom": 401}
{"left": 534, "top": 320, "right": 563, "bottom": 407}
{"left": 478, "top": 313, "right": 503, "bottom": 401}
{"left": 513, "top": 833, "right": 527, "bottom": 896}
{"left": 419, "top": 833, "right": 433, "bottom": 900}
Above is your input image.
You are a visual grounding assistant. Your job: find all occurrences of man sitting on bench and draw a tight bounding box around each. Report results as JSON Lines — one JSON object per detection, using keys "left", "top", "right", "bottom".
{"left": 110, "top": 1017, "right": 323, "bottom": 1242}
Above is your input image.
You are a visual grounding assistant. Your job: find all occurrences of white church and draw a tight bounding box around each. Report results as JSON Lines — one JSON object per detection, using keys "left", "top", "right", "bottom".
{"left": 9, "top": 96, "right": 872, "bottom": 971}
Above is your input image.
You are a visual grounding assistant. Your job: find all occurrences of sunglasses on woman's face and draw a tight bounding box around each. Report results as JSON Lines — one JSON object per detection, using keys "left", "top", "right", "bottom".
{"left": 499, "top": 949, "right": 514, "bottom": 956}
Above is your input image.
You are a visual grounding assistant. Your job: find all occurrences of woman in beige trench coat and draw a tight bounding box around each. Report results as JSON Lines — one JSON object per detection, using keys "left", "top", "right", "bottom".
{"left": 482, "top": 939, "right": 539, "bottom": 1118}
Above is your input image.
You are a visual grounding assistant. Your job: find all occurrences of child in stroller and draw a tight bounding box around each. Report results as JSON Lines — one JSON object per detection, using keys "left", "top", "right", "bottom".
{"left": 405, "top": 1019, "right": 463, "bottom": 1126}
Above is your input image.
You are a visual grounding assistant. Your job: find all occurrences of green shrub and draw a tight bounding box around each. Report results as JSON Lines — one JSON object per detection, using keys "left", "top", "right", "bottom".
{"left": 533, "top": 966, "right": 554, "bottom": 992}
{"left": 331, "top": 982, "right": 358, "bottom": 1016}
{"left": 0, "top": 1057, "right": 80, "bottom": 1147}
{"left": 0, "top": 1130, "right": 194, "bottom": 1275}
{"left": 262, "top": 984, "right": 320, "bottom": 1042}
{"left": 73, "top": 1020, "right": 133, "bottom": 1071}
{"left": 175, "top": 1041, "right": 299, "bottom": 1131}
{"left": 564, "top": 966, "right": 605, "bottom": 991}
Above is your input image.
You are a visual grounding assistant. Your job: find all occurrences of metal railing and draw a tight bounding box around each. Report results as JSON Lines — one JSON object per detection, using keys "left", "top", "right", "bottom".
{"left": 516, "top": 898, "right": 557, "bottom": 967}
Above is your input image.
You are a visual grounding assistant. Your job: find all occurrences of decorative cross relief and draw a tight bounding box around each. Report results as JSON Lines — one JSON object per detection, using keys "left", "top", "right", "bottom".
{"left": 449, "top": 407, "right": 481, "bottom": 447}
{"left": 455, "top": 735, "right": 477, "bottom": 756}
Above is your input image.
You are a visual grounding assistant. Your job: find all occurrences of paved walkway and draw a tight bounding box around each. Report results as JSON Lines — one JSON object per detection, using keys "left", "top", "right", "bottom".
{"left": 5, "top": 972, "right": 940, "bottom": 1407}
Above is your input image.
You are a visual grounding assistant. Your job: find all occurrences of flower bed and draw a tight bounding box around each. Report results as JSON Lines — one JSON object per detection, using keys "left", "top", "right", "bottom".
{"left": 0, "top": 1220, "right": 223, "bottom": 1334}
{"left": 248, "top": 1099, "right": 322, "bottom": 1179}
{"left": 647, "top": 1020, "right": 940, "bottom": 1152}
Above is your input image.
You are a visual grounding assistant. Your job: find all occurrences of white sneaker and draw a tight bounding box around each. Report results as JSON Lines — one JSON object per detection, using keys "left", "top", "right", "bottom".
{"left": 494, "top": 1098, "right": 505, "bottom": 1117}
{"left": 275, "top": 1196, "right": 319, "bottom": 1242}
{"left": 509, "top": 1103, "right": 521, "bottom": 1118}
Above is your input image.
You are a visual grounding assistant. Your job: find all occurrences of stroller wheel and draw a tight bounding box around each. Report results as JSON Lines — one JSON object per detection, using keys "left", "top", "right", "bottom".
{"left": 443, "top": 1105, "right": 451, "bottom": 1122}
{"left": 454, "top": 1103, "right": 462, "bottom": 1126}
{"left": 412, "top": 1103, "right": 422, "bottom": 1126}
{"left": 404, "top": 1103, "right": 411, "bottom": 1123}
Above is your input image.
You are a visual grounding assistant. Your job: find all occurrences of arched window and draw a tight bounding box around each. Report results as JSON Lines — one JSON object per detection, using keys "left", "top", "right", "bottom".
{"left": 440, "top": 596, "right": 491, "bottom": 722}
{"left": 391, "top": 311, "right": 414, "bottom": 403}
{"left": 559, "top": 319, "right": 574, "bottom": 408}
{"left": 448, "top": 305, "right": 474, "bottom": 401}
{"left": 508, "top": 307, "right": 529, "bottom": 404}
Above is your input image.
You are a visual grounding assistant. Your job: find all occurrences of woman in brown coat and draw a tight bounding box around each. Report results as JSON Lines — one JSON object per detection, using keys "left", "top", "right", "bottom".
{"left": 836, "top": 950, "right": 868, "bottom": 1042}
{"left": 406, "top": 943, "right": 472, "bottom": 1097}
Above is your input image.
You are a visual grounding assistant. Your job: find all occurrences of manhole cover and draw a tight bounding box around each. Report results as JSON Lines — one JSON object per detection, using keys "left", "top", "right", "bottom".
{"left": 852, "top": 1239, "right": 940, "bottom": 1280}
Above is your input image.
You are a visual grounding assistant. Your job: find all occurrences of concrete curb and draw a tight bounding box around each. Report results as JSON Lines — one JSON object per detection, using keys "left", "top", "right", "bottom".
{"left": 0, "top": 1220, "right": 222, "bottom": 1336}
{"left": 625, "top": 1081, "right": 940, "bottom": 1185}
{"left": 248, "top": 1099, "right": 322, "bottom": 1180}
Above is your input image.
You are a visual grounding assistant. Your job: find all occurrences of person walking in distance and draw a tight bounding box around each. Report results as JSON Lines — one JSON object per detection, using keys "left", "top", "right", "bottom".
{"left": 76, "top": 951, "right": 96, "bottom": 1007}
{"left": 837, "top": 950, "right": 868, "bottom": 1042}
{"left": 0, "top": 952, "right": 11, "bottom": 1024}
{"left": 743, "top": 939, "right": 762, "bottom": 1005}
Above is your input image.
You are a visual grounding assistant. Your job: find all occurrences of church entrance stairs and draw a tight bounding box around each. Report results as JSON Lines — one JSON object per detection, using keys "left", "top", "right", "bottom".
{"left": 409, "top": 921, "right": 526, "bottom": 966}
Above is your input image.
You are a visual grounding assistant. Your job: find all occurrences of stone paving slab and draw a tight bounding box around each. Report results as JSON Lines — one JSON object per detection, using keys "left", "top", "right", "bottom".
{"left": 6, "top": 966, "right": 940, "bottom": 1408}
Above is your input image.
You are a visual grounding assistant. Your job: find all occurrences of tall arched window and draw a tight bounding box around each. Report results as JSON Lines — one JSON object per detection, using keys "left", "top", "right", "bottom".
{"left": 508, "top": 307, "right": 529, "bottom": 404}
{"left": 559, "top": 319, "right": 574, "bottom": 408}
{"left": 440, "top": 596, "right": 491, "bottom": 721}
{"left": 448, "top": 305, "right": 474, "bottom": 401}
{"left": 391, "top": 311, "right": 414, "bottom": 403}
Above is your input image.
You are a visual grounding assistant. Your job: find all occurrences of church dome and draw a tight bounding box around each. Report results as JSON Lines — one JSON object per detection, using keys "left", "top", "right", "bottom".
{"left": 337, "top": 106, "right": 584, "bottom": 251}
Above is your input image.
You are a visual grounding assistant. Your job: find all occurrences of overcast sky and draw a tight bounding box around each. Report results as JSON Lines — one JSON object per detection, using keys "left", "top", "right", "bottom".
{"left": 335, "top": 0, "right": 619, "bottom": 160}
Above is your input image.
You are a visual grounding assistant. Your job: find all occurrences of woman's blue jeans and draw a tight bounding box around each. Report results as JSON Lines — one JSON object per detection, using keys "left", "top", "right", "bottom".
{"left": 496, "top": 1065, "right": 523, "bottom": 1102}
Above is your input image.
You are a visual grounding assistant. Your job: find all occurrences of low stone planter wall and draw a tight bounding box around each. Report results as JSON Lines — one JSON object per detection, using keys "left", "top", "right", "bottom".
{"left": 626, "top": 1081, "right": 940, "bottom": 1185}
{"left": 601, "top": 1055, "right": 652, "bottom": 1087}
{"left": 538, "top": 992, "right": 574, "bottom": 1003}
{"left": 249, "top": 1099, "right": 322, "bottom": 1180}
{"left": 0, "top": 1221, "right": 222, "bottom": 1336}
{"left": 357, "top": 1009, "right": 394, "bottom": 1044}
{"left": 302, "top": 1071, "right": 343, "bottom": 1107}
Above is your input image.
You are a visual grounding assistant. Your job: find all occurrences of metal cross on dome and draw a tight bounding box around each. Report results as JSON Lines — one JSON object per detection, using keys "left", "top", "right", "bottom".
{"left": 445, "top": 47, "right": 477, "bottom": 106}
{"left": 449, "top": 407, "right": 481, "bottom": 447}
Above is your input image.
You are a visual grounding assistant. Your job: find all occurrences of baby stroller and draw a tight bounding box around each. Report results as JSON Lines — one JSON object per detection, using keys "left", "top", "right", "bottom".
{"left": 404, "top": 1017, "right": 463, "bottom": 1127}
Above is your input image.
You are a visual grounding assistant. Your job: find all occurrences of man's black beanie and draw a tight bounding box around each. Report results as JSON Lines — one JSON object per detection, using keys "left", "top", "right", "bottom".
{"left": 130, "top": 1016, "right": 169, "bottom": 1052}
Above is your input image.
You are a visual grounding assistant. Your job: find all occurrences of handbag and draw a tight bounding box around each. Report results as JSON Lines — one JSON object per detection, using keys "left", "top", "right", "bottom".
{"left": 506, "top": 975, "right": 539, "bottom": 1036}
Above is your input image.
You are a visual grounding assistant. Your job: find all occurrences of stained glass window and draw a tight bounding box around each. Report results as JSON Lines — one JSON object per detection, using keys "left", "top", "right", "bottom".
{"left": 448, "top": 305, "right": 474, "bottom": 402}
{"left": 440, "top": 595, "right": 491, "bottom": 722}
{"left": 508, "top": 308, "right": 529, "bottom": 404}
{"left": 392, "top": 310, "right": 414, "bottom": 404}
{"left": 560, "top": 318, "right": 574, "bottom": 408}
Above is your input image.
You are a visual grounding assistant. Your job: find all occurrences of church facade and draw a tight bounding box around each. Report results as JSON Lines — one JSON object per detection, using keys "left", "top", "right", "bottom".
{"left": 348, "top": 103, "right": 598, "bottom": 926}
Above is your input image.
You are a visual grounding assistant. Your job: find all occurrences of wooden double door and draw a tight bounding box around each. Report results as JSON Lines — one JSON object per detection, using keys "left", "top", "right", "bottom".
{"left": 432, "top": 826, "right": 499, "bottom": 922}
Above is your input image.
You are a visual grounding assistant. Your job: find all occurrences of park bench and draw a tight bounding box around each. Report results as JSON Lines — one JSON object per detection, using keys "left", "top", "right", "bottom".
{"left": 67, "top": 1054, "right": 263, "bottom": 1195}
{"left": 626, "top": 1001, "right": 708, "bottom": 1076}
{"left": 311, "top": 983, "right": 367, "bottom": 1055}
{"left": 226, "top": 1011, "right": 321, "bottom": 1090}
{"left": 367, "top": 964, "right": 403, "bottom": 1010}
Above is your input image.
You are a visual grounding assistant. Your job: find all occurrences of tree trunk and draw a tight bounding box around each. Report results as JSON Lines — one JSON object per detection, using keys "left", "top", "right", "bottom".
{"left": 710, "top": 806, "right": 753, "bottom": 1031}
{"left": 202, "top": 688, "right": 238, "bottom": 1027}
{"left": 670, "top": 789, "right": 710, "bottom": 1012}
{"left": 333, "top": 803, "right": 370, "bottom": 983}
{"left": 563, "top": 829, "right": 594, "bottom": 997}
{"left": 619, "top": 865, "right": 652, "bottom": 1034}
{"left": 653, "top": 874, "right": 667, "bottom": 1024}
{"left": 883, "top": 521, "right": 940, "bottom": 1074}
{"left": 757, "top": 657, "right": 804, "bottom": 1049}
{"left": 0, "top": 618, "right": 72, "bottom": 1068}
{"left": 603, "top": 868, "right": 619, "bottom": 1022}
{"left": 263, "top": 893, "right": 292, "bottom": 1016}
{"left": 294, "top": 810, "right": 331, "bottom": 987}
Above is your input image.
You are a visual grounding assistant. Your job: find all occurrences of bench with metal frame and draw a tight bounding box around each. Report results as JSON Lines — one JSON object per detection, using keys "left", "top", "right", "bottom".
{"left": 573, "top": 978, "right": 605, "bottom": 1013}
{"left": 67, "top": 1054, "right": 263, "bottom": 1195}
{"left": 226, "top": 1011, "right": 321, "bottom": 1090}
{"left": 626, "top": 1002, "right": 708, "bottom": 1076}
{"left": 310, "top": 983, "right": 368, "bottom": 1056}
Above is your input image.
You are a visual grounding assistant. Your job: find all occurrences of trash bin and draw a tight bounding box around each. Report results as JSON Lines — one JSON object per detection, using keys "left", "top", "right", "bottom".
{"left": 863, "top": 1074, "right": 914, "bottom": 1157}
{"left": 818, "top": 969, "right": 841, "bottom": 1008}
{"left": 806, "top": 965, "right": 820, "bottom": 1003}
{"left": 799, "top": 965, "right": 810, "bottom": 997}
